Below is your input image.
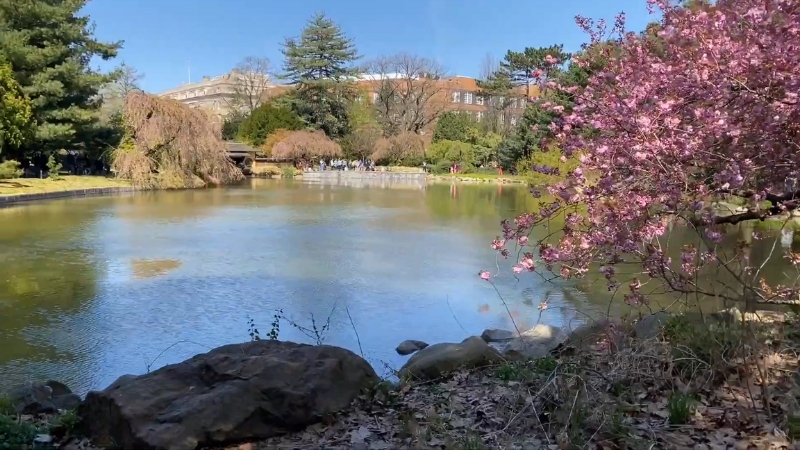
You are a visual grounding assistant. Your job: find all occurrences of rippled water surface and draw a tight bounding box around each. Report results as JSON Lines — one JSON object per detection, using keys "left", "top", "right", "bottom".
{"left": 0, "top": 178, "right": 795, "bottom": 394}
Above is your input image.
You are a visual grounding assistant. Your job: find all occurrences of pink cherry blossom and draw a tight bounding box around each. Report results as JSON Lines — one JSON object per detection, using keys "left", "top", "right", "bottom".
{"left": 491, "top": 0, "right": 800, "bottom": 307}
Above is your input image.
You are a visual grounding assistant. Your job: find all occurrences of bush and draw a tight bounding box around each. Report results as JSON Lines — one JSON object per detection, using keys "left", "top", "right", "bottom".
{"left": 258, "top": 129, "right": 293, "bottom": 157}
{"left": 222, "top": 112, "right": 246, "bottom": 141}
{"left": 0, "top": 414, "right": 39, "bottom": 449}
{"left": 433, "top": 111, "right": 474, "bottom": 143}
{"left": 237, "top": 103, "right": 303, "bottom": 146}
{"left": 430, "top": 160, "right": 453, "bottom": 174}
{"left": 281, "top": 167, "right": 298, "bottom": 178}
{"left": 47, "top": 154, "right": 63, "bottom": 179}
{"left": 253, "top": 166, "right": 282, "bottom": 177}
{"left": 517, "top": 146, "right": 579, "bottom": 186}
{"left": 0, "top": 160, "right": 22, "bottom": 179}
{"left": 426, "top": 140, "right": 477, "bottom": 166}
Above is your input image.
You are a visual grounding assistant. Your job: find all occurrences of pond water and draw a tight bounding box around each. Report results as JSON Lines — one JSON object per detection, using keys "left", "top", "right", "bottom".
{"left": 0, "top": 178, "right": 795, "bottom": 394}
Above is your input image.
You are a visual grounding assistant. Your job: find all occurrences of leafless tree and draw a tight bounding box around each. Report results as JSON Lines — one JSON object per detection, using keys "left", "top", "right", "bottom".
{"left": 225, "top": 57, "right": 273, "bottom": 114}
{"left": 476, "top": 54, "right": 515, "bottom": 134}
{"left": 362, "top": 53, "right": 449, "bottom": 136}
{"left": 478, "top": 53, "right": 497, "bottom": 81}
{"left": 100, "top": 63, "right": 144, "bottom": 122}
{"left": 116, "top": 63, "right": 144, "bottom": 97}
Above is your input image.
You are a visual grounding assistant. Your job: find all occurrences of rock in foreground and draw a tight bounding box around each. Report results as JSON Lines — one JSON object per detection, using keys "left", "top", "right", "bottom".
{"left": 398, "top": 336, "right": 502, "bottom": 380}
{"left": 78, "top": 340, "right": 379, "bottom": 450}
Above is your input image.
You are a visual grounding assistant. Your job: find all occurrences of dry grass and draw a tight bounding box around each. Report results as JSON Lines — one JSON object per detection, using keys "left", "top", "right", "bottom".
{"left": 0, "top": 176, "right": 131, "bottom": 196}
{"left": 257, "top": 314, "right": 800, "bottom": 450}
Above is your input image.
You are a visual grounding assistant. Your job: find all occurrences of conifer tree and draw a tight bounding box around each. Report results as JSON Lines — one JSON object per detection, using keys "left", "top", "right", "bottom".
{"left": 0, "top": 61, "right": 32, "bottom": 156}
{"left": 281, "top": 13, "right": 360, "bottom": 138}
{"left": 0, "top": 0, "right": 121, "bottom": 160}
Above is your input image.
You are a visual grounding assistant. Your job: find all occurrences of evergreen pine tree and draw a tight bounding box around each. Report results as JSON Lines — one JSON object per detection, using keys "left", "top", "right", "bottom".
{"left": 499, "top": 45, "right": 571, "bottom": 93}
{"left": 281, "top": 13, "right": 360, "bottom": 138}
{"left": 0, "top": 0, "right": 121, "bottom": 160}
{"left": 0, "top": 60, "right": 32, "bottom": 156}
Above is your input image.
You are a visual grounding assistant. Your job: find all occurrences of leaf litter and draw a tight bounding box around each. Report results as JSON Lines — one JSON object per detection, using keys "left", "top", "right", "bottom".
{"left": 245, "top": 314, "right": 800, "bottom": 449}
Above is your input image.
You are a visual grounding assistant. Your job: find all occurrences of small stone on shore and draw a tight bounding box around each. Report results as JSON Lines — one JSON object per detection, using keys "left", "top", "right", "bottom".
{"left": 395, "top": 339, "right": 429, "bottom": 355}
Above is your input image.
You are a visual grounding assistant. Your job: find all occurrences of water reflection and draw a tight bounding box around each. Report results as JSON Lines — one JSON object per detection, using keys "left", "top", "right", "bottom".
{"left": 0, "top": 179, "right": 795, "bottom": 394}
{"left": 131, "top": 259, "right": 182, "bottom": 280}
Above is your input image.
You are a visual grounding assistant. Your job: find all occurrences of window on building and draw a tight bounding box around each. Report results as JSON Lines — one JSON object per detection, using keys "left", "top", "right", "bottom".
{"left": 498, "top": 96, "right": 505, "bottom": 105}
{"left": 510, "top": 117, "right": 518, "bottom": 126}
{"left": 464, "top": 92, "right": 473, "bottom": 104}
{"left": 476, "top": 96, "right": 484, "bottom": 106}
{"left": 476, "top": 111, "right": 483, "bottom": 121}
{"left": 451, "top": 91, "right": 461, "bottom": 103}
{"left": 372, "top": 92, "right": 379, "bottom": 103}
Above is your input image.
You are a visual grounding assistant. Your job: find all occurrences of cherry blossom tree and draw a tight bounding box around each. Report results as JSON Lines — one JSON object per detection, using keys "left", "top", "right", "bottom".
{"left": 486, "top": 0, "right": 800, "bottom": 308}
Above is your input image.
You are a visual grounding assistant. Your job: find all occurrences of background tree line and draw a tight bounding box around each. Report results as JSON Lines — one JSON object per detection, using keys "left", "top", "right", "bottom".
{"left": 222, "top": 12, "right": 614, "bottom": 182}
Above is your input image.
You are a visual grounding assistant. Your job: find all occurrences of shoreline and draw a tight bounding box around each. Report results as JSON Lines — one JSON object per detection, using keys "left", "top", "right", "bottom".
{"left": 0, "top": 186, "right": 137, "bottom": 206}
{"left": 425, "top": 174, "right": 526, "bottom": 184}
{"left": 3, "top": 308, "right": 794, "bottom": 450}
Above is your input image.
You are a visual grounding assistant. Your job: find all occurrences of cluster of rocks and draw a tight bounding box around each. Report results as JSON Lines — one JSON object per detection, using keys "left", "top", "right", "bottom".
{"left": 7, "top": 380, "right": 82, "bottom": 415}
{"left": 3, "top": 307, "right": 776, "bottom": 450}
{"left": 394, "top": 323, "right": 569, "bottom": 380}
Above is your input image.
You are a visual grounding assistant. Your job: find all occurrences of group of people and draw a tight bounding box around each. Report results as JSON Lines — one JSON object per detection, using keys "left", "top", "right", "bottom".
{"left": 319, "top": 159, "right": 376, "bottom": 172}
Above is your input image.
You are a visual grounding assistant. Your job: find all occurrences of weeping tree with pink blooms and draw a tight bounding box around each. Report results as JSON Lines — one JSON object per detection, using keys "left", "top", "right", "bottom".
{"left": 484, "top": 0, "right": 800, "bottom": 310}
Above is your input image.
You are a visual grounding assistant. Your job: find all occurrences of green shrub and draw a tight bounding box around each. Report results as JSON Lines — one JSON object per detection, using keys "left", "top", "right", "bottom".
{"left": 0, "top": 160, "right": 22, "bottom": 179}
{"left": 0, "top": 415, "right": 39, "bottom": 449}
{"left": 430, "top": 160, "right": 453, "bottom": 175}
{"left": 47, "top": 154, "right": 63, "bottom": 179}
{"left": 432, "top": 111, "right": 474, "bottom": 143}
{"left": 281, "top": 167, "right": 298, "bottom": 178}
{"left": 517, "top": 147, "right": 579, "bottom": 186}
{"left": 237, "top": 103, "right": 303, "bottom": 146}
{"left": 427, "top": 140, "right": 477, "bottom": 166}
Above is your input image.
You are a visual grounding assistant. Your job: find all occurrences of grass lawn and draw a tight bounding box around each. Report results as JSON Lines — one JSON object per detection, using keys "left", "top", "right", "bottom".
{"left": 0, "top": 176, "right": 131, "bottom": 196}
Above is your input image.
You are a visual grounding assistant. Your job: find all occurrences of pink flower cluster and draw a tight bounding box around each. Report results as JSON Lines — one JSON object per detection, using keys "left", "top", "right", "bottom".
{"left": 484, "top": 0, "right": 800, "bottom": 306}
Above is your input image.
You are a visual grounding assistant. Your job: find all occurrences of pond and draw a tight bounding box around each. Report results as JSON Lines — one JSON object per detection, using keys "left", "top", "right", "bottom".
{"left": 0, "top": 178, "right": 795, "bottom": 394}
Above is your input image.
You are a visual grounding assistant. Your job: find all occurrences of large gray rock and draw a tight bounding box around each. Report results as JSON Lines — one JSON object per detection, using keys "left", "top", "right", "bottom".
{"left": 398, "top": 336, "right": 502, "bottom": 381}
{"left": 78, "top": 340, "right": 379, "bottom": 450}
{"left": 395, "top": 340, "right": 429, "bottom": 356}
{"left": 503, "top": 324, "right": 566, "bottom": 360}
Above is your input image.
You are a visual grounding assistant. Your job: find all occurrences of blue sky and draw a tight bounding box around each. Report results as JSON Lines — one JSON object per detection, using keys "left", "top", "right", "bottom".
{"left": 83, "top": 0, "right": 656, "bottom": 94}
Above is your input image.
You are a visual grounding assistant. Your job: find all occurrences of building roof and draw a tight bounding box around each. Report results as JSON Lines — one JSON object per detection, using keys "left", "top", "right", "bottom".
{"left": 225, "top": 142, "right": 258, "bottom": 154}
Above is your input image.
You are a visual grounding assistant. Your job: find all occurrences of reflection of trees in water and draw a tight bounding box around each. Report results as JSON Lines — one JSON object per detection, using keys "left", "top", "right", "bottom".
{"left": 0, "top": 203, "right": 100, "bottom": 366}
{"left": 576, "top": 222, "right": 800, "bottom": 314}
{"left": 477, "top": 275, "right": 599, "bottom": 333}
{"left": 425, "top": 183, "right": 538, "bottom": 222}
{"left": 131, "top": 259, "right": 181, "bottom": 279}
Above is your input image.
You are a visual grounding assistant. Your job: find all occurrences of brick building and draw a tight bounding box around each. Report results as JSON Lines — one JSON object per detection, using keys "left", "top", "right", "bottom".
{"left": 159, "top": 69, "right": 534, "bottom": 130}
